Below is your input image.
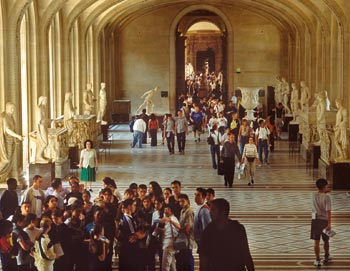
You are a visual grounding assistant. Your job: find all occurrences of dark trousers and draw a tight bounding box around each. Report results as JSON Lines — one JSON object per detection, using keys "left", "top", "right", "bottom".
{"left": 175, "top": 249, "right": 194, "bottom": 271}
{"left": 210, "top": 144, "right": 220, "bottom": 169}
{"left": 223, "top": 156, "right": 235, "bottom": 187}
{"left": 150, "top": 129, "right": 158, "bottom": 146}
{"left": 177, "top": 132, "right": 186, "bottom": 151}
{"left": 258, "top": 139, "right": 269, "bottom": 163}
{"left": 0, "top": 253, "right": 17, "bottom": 271}
{"left": 166, "top": 132, "right": 175, "bottom": 152}
{"left": 269, "top": 133, "right": 275, "bottom": 152}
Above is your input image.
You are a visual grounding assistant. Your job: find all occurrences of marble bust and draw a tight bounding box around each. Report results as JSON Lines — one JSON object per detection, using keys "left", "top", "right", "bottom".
{"left": 334, "top": 98, "right": 349, "bottom": 161}
{"left": 97, "top": 82, "right": 107, "bottom": 125}
{"left": 136, "top": 86, "right": 159, "bottom": 114}
{"left": 83, "top": 83, "right": 96, "bottom": 115}
{"left": 0, "top": 102, "right": 23, "bottom": 181}
{"left": 35, "top": 96, "right": 50, "bottom": 163}
{"left": 290, "top": 82, "right": 299, "bottom": 121}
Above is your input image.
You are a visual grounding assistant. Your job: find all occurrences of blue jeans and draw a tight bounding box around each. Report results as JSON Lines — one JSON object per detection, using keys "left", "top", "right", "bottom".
{"left": 240, "top": 135, "right": 249, "bottom": 154}
{"left": 210, "top": 144, "right": 220, "bottom": 169}
{"left": 258, "top": 139, "right": 269, "bottom": 163}
{"left": 132, "top": 130, "right": 143, "bottom": 148}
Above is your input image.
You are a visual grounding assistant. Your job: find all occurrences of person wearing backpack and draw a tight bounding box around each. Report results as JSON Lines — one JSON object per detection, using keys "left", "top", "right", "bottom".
{"left": 255, "top": 119, "right": 270, "bottom": 166}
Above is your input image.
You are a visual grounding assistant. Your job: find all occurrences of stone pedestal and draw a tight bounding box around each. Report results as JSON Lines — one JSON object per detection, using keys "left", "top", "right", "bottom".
{"left": 55, "top": 159, "right": 70, "bottom": 179}
{"left": 283, "top": 115, "right": 293, "bottom": 132}
{"left": 319, "top": 159, "right": 350, "bottom": 189}
{"left": 29, "top": 163, "right": 55, "bottom": 189}
{"left": 311, "top": 144, "right": 321, "bottom": 168}
{"left": 288, "top": 123, "right": 299, "bottom": 141}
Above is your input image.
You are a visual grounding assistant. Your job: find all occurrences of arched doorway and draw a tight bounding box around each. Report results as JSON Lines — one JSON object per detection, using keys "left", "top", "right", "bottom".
{"left": 175, "top": 10, "right": 228, "bottom": 108}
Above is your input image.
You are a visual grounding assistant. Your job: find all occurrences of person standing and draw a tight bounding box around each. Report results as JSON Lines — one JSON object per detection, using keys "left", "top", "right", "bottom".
{"left": 79, "top": 139, "right": 98, "bottom": 192}
{"left": 242, "top": 137, "right": 259, "bottom": 186}
{"left": 238, "top": 119, "right": 251, "bottom": 155}
{"left": 220, "top": 134, "right": 241, "bottom": 188}
{"left": 141, "top": 109, "right": 149, "bottom": 144}
{"left": 199, "top": 198, "right": 254, "bottom": 271}
{"left": 208, "top": 124, "right": 221, "bottom": 170}
{"left": 255, "top": 120, "right": 270, "bottom": 165}
{"left": 175, "top": 110, "right": 188, "bottom": 155}
{"left": 22, "top": 175, "right": 45, "bottom": 217}
{"left": 0, "top": 178, "right": 18, "bottom": 219}
{"left": 131, "top": 115, "right": 147, "bottom": 148}
{"left": 148, "top": 113, "right": 159, "bottom": 147}
{"left": 311, "top": 178, "right": 332, "bottom": 267}
{"left": 190, "top": 105, "right": 204, "bottom": 142}
{"left": 164, "top": 114, "right": 175, "bottom": 155}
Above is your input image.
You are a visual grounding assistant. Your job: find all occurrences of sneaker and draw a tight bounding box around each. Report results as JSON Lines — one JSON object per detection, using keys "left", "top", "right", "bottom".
{"left": 323, "top": 256, "right": 332, "bottom": 264}
{"left": 314, "top": 260, "right": 322, "bottom": 267}
{"left": 251, "top": 179, "right": 254, "bottom": 184}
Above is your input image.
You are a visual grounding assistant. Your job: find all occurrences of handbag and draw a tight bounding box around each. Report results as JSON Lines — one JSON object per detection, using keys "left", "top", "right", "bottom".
{"left": 173, "top": 232, "right": 189, "bottom": 251}
{"left": 217, "top": 161, "right": 225, "bottom": 175}
{"left": 207, "top": 135, "right": 214, "bottom": 145}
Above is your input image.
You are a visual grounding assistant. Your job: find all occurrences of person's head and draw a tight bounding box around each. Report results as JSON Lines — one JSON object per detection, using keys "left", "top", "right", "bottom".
{"left": 51, "top": 178, "right": 62, "bottom": 191}
{"left": 335, "top": 98, "right": 342, "bottom": 109}
{"left": 212, "top": 124, "right": 218, "bottom": 131}
{"left": 20, "top": 201, "right": 31, "bottom": 216}
{"left": 232, "top": 112, "right": 238, "bottom": 119}
{"left": 194, "top": 187, "right": 207, "bottom": 205}
{"left": 40, "top": 217, "right": 52, "bottom": 233}
{"left": 154, "top": 197, "right": 164, "bottom": 211}
{"left": 242, "top": 119, "right": 248, "bottom": 126}
{"left": 142, "top": 109, "right": 147, "bottom": 114}
{"left": 101, "top": 188, "right": 112, "bottom": 203}
{"left": 149, "top": 181, "right": 163, "bottom": 197}
{"left": 171, "top": 180, "right": 181, "bottom": 196}
{"left": 278, "top": 102, "right": 283, "bottom": 108}
{"left": 12, "top": 213, "right": 26, "bottom": 227}
{"left": 164, "top": 206, "right": 173, "bottom": 217}
{"left": 6, "top": 178, "right": 17, "bottom": 191}
{"left": 69, "top": 176, "right": 80, "bottom": 186}
{"left": 178, "top": 111, "right": 183, "bottom": 118}
{"left": 70, "top": 181, "right": 80, "bottom": 193}
{"left": 0, "top": 219, "right": 13, "bottom": 238}
{"left": 142, "top": 196, "right": 152, "bottom": 210}
{"left": 32, "top": 175, "right": 42, "bottom": 189}
{"left": 210, "top": 198, "right": 230, "bottom": 222}
{"left": 316, "top": 178, "right": 329, "bottom": 192}
{"left": 82, "top": 189, "right": 91, "bottom": 202}
{"left": 93, "top": 207, "right": 104, "bottom": 223}
{"left": 163, "top": 187, "right": 172, "bottom": 199}
{"left": 248, "top": 136, "right": 254, "bottom": 144}
{"left": 150, "top": 113, "right": 156, "bottom": 120}
{"left": 229, "top": 133, "right": 235, "bottom": 143}
{"left": 138, "top": 184, "right": 147, "bottom": 199}
{"left": 123, "top": 188, "right": 134, "bottom": 200}
{"left": 102, "top": 177, "right": 117, "bottom": 189}
{"left": 25, "top": 213, "right": 38, "bottom": 228}
{"left": 259, "top": 119, "right": 265, "bottom": 127}
{"left": 51, "top": 209, "right": 64, "bottom": 225}
{"left": 178, "top": 194, "right": 190, "bottom": 209}
{"left": 225, "top": 127, "right": 230, "bottom": 134}
{"left": 206, "top": 188, "right": 215, "bottom": 202}
{"left": 122, "top": 198, "right": 136, "bottom": 214}
{"left": 5, "top": 102, "right": 15, "bottom": 115}
{"left": 84, "top": 139, "right": 93, "bottom": 149}
{"left": 129, "top": 183, "right": 138, "bottom": 197}
{"left": 44, "top": 195, "right": 58, "bottom": 210}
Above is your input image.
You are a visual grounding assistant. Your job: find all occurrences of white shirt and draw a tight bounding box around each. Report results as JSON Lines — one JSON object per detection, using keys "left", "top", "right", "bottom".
{"left": 133, "top": 118, "right": 146, "bottom": 133}
{"left": 255, "top": 126, "right": 270, "bottom": 140}
{"left": 162, "top": 215, "right": 179, "bottom": 249}
{"left": 80, "top": 149, "right": 97, "bottom": 168}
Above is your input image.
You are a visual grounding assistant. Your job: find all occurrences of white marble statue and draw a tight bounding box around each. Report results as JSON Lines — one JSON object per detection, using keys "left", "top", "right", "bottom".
{"left": 64, "top": 92, "right": 76, "bottom": 146}
{"left": 136, "top": 86, "right": 159, "bottom": 114}
{"left": 300, "top": 81, "right": 310, "bottom": 112}
{"left": 36, "top": 96, "right": 50, "bottom": 163}
{"left": 0, "top": 102, "right": 23, "bottom": 181}
{"left": 324, "top": 90, "right": 331, "bottom": 111}
{"left": 217, "top": 71, "right": 223, "bottom": 91}
{"left": 83, "top": 83, "right": 96, "bottom": 115}
{"left": 185, "top": 61, "right": 194, "bottom": 79}
{"left": 290, "top": 82, "right": 299, "bottom": 121}
{"left": 281, "top": 77, "right": 291, "bottom": 114}
{"left": 239, "top": 87, "right": 260, "bottom": 121}
{"left": 98, "top": 82, "right": 107, "bottom": 125}
{"left": 314, "top": 91, "right": 326, "bottom": 145}
{"left": 334, "top": 98, "right": 349, "bottom": 161}
{"left": 274, "top": 76, "right": 283, "bottom": 104}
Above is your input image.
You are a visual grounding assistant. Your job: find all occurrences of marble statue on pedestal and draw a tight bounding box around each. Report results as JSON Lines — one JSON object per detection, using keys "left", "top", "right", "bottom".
{"left": 185, "top": 60, "right": 194, "bottom": 79}
{"left": 0, "top": 102, "right": 23, "bottom": 182}
{"left": 274, "top": 76, "right": 283, "bottom": 104}
{"left": 97, "top": 82, "right": 107, "bottom": 125}
{"left": 83, "top": 83, "right": 96, "bottom": 115}
{"left": 64, "top": 92, "right": 76, "bottom": 146}
{"left": 36, "top": 96, "right": 50, "bottom": 163}
{"left": 334, "top": 98, "right": 349, "bottom": 161}
{"left": 136, "top": 86, "right": 159, "bottom": 114}
{"left": 290, "top": 82, "right": 299, "bottom": 121}
{"left": 281, "top": 77, "right": 291, "bottom": 114}
{"left": 300, "top": 81, "right": 310, "bottom": 112}
{"left": 314, "top": 91, "right": 326, "bottom": 145}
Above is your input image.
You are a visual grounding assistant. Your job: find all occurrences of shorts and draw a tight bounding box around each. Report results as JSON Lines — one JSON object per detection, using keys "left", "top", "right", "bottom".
{"left": 310, "top": 219, "right": 329, "bottom": 241}
{"left": 192, "top": 122, "right": 202, "bottom": 132}
{"left": 276, "top": 118, "right": 284, "bottom": 129}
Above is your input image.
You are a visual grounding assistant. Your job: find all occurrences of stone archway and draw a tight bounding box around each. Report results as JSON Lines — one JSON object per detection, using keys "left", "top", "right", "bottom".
{"left": 169, "top": 4, "right": 233, "bottom": 112}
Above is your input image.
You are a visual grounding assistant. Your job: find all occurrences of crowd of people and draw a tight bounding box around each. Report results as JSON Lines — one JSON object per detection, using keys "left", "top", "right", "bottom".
{"left": 0, "top": 175, "right": 255, "bottom": 271}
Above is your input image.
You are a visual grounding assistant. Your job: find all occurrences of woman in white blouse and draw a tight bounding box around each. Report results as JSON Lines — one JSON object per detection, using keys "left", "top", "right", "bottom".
{"left": 79, "top": 139, "right": 98, "bottom": 192}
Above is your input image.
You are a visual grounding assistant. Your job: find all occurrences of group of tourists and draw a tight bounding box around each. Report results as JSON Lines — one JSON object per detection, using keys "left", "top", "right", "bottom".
{"left": 0, "top": 175, "right": 256, "bottom": 271}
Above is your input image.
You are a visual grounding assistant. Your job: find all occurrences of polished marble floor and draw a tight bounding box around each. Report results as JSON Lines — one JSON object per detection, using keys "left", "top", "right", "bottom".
{"left": 92, "top": 125, "right": 350, "bottom": 270}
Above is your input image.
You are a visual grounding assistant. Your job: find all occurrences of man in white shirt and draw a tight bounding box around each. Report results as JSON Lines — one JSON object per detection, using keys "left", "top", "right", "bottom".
{"left": 131, "top": 115, "right": 146, "bottom": 148}
{"left": 255, "top": 119, "right": 270, "bottom": 165}
{"left": 22, "top": 175, "right": 45, "bottom": 217}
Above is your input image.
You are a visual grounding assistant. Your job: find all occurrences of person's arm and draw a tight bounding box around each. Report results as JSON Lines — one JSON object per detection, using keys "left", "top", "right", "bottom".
{"left": 79, "top": 150, "right": 84, "bottom": 168}
{"left": 98, "top": 241, "right": 107, "bottom": 262}
{"left": 326, "top": 210, "right": 331, "bottom": 230}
